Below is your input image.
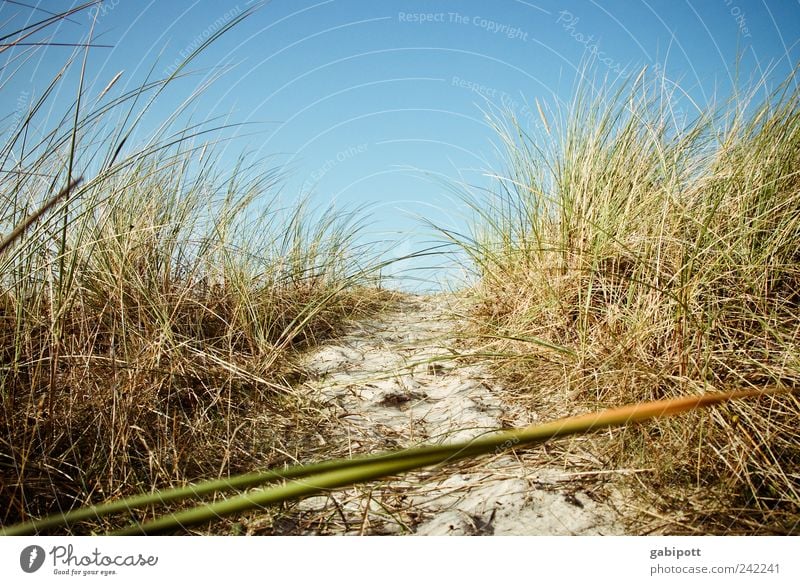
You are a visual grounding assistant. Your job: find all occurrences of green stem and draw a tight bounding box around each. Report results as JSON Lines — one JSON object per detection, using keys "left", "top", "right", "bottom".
{"left": 2, "top": 386, "right": 787, "bottom": 535}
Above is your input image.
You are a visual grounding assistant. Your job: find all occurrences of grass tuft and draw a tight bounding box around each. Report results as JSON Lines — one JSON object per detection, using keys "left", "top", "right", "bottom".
{"left": 0, "top": 4, "right": 389, "bottom": 532}
{"left": 444, "top": 64, "right": 800, "bottom": 534}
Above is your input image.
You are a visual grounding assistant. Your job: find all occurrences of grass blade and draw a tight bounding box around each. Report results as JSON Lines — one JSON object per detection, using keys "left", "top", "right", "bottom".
{"left": 3, "top": 386, "right": 787, "bottom": 535}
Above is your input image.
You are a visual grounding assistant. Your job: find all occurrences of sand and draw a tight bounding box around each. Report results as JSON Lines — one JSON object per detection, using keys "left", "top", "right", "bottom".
{"left": 283, "top": 294, "right": 628, "bottom": 535}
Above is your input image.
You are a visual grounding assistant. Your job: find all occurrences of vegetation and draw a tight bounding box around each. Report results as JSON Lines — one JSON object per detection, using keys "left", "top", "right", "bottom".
{"left": 443, "top": 66, "right": 800, "bottom": 533}
{"left": 0, "top": 3, "right": 387, "bottom": 532}
{"left": 2, "top": 4, "right": 797, "bottom": 536}
{"left": 5, "top": 387, "right": 775, "bottom": 535}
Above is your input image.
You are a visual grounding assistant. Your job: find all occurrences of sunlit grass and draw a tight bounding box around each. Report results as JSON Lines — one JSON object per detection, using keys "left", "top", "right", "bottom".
{"left": 3, "top": 4, "right": 798, "bottom": 536}
{"left": 0, "top": 3, "right": 389, "bottom": 531}
{"left": 440, "top": 64, "right": 800, "bottom": 533}
{"left": 3, "top": 386, "right": 785, "bottom": 535}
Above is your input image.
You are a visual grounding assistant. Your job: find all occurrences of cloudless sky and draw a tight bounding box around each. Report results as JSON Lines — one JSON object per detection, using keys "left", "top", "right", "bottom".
{"left": 2, "top": 1, "right": 800, "bottom": 289}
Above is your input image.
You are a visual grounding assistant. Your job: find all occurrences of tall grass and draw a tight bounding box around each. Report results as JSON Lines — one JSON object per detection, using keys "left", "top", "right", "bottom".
{"left": 3, "top": 385, "right": 783, "bottom": 535}
{"left": 0, "top": 5, "right": 387, "bottom": 530}
{"left": 444, "top": 66, "right": 800, "bottom": 533}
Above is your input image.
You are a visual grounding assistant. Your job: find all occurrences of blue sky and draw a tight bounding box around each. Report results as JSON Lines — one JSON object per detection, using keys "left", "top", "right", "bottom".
{"left": 2, "top": 1, "right": 800, "bottom": 289}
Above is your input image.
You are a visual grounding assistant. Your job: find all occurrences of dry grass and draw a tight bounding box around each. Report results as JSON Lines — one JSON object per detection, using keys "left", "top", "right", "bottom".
{"left": 0, "top": 4, "right": 393, "bottom": 532}
{"left": 444, "top": 65, "right": 800, "bottom": 534}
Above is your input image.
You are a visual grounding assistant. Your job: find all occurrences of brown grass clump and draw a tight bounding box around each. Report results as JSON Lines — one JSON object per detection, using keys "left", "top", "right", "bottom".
{"left": 0, "top": 5, "right": 390, "bottom": 532}
{"left": 446, "top": 65, "right": 800, "bottom": 534}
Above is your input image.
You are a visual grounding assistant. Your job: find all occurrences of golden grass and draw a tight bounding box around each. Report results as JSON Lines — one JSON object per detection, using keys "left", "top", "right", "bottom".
{"left": 0, "top": 4, "right": 391, "bottom": 532}
{"left": 443, "top": 65, "right": 800, "bottom": 534}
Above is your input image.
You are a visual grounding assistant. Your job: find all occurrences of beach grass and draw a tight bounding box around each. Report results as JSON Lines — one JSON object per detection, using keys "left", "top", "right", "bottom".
{"left": 2, "top": 4, "right": 798, "bottom": 536}
{"left": 441, "top": 65, "right": 800, "bottom": 533}
{"left": 0, "top": 3, "right": 390, "bottom": 531}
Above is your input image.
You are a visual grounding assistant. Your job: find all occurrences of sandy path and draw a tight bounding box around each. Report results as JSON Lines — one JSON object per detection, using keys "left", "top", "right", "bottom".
{"left": 282, "top": 294, "right": 627, "bottom": 535}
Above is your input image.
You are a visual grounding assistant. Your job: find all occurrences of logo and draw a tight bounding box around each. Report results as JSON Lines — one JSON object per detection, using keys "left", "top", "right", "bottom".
{"left": 20, "top": 545, "right": 46, "bottom": 573}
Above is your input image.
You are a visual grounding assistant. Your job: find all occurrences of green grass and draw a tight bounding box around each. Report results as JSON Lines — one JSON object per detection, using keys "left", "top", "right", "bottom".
{"left": 440, "top": 64, "right": 800, "bottom": 533}
{"left": 3, "top": 384, "right": 782, "bottom": 535}
{"left": 0, "top": 3, "right": 391, "bottom": 532}
{"left": 3, "top": 4, "right": 798, "bottom": 536}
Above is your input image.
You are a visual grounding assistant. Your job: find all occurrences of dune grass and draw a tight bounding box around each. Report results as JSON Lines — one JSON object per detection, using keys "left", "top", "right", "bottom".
{"left": 3, "top": 5, "right": 798, "bottom": 537}
{"left": 441, "top": 65, "right": 800, "bottom": 533}
{"left": 4, "top": 386, "right": 783, "bottom": 535}
{"left": 0, "top": 4, "right": 390, "bottom": 532}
